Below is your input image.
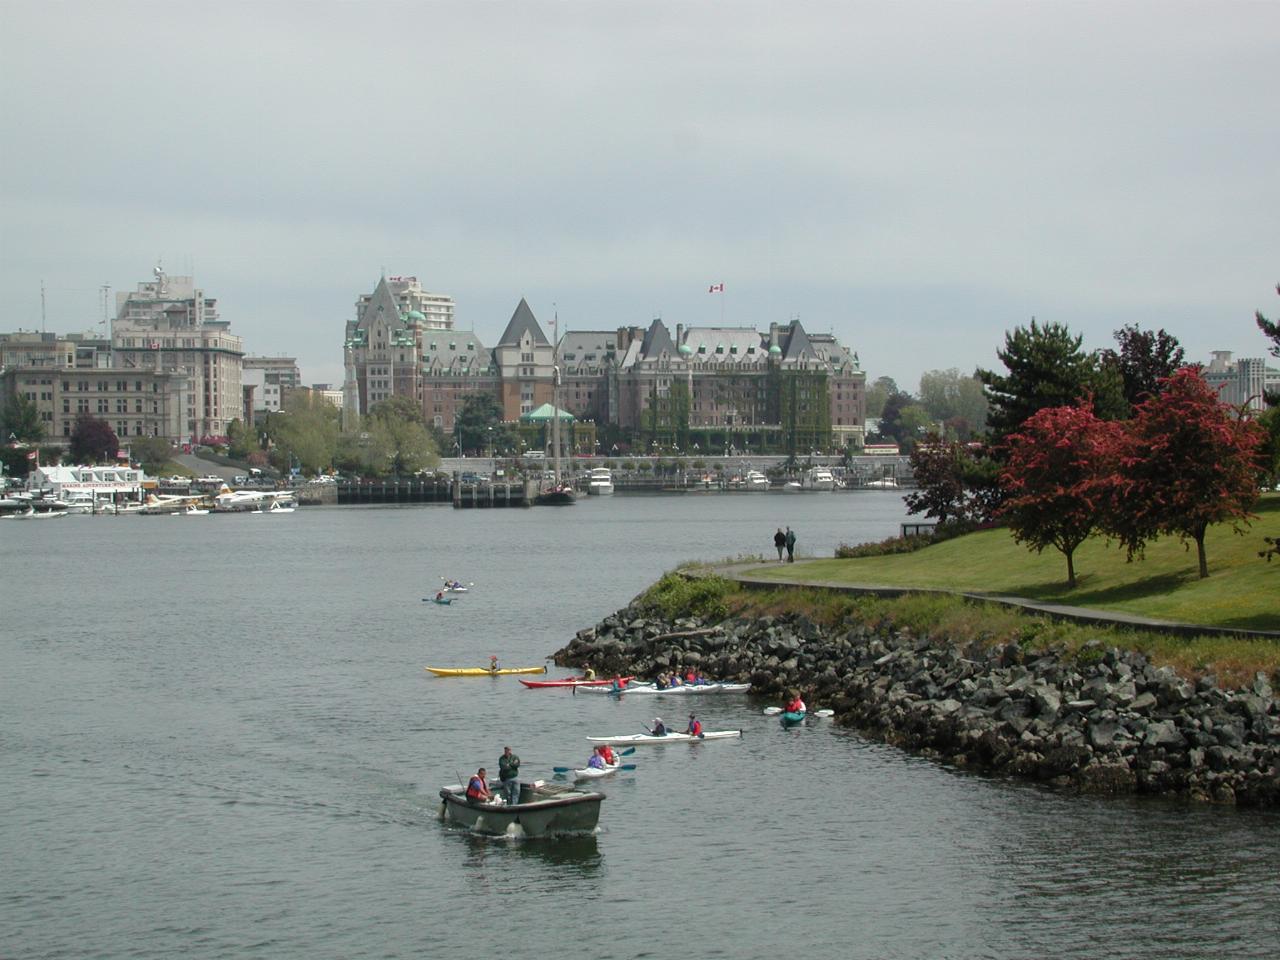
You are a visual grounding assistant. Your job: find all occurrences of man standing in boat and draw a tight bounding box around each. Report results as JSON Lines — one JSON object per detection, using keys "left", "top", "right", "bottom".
{"left": 498, "top": 746, "right": 521, "bottom": 805}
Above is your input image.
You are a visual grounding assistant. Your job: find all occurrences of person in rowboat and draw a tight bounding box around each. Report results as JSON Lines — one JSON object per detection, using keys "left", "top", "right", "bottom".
{"left": 498, "top": 746, "right": 521, "bottom": 805}
{"left": 685, "top": 713, "right": 703, "bottom": 737}
{"left": 465, "top": 768, "right": 492, "bottom": 803}
{"left": 650, "top": 717, "right": 667, "bottom": 737}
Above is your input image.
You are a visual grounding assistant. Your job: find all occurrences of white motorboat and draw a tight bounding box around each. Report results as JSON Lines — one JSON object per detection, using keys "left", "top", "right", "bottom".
{"left": 586, "top": 467, "right": 614, "bottom": 496}
{"left": 743, "top": 470, "right": 769, "bottom": 491}
{"left": 782, "top": 481, "right": 803, "bottom": 493}
{"left": 865, "top": 477, "right": 899, "bottom": 489}
{"left": 804, "top": 467, "right": 835, "bottom": 490}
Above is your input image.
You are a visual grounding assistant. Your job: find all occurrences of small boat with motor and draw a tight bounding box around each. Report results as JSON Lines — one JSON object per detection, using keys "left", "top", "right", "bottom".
{"left": 586, "top": 466, "right": 614, "bottom": 496}
{"left": 438, "top": 780, "right": 604, "bottom": 838}
{"left": 743, "top": 469, "right": 770, "bottom": 491}
{"left": 586, "top": 729, "right": 741, "bottom": 746}
{"left": 519, "top": 675, "right": 634, "bottom": 689}
{"left": 425, "top": 665, "right": 548, "bottom": 677}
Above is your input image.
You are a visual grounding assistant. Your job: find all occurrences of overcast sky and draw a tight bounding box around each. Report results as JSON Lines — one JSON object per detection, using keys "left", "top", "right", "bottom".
{"left": 2, "top": 1, "right": 1276, "bottom": 391}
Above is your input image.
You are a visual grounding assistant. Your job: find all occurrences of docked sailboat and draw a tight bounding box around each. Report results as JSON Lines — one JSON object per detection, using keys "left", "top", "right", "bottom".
{"left": 536, "top": 311, "right": 576, "bottom": 507}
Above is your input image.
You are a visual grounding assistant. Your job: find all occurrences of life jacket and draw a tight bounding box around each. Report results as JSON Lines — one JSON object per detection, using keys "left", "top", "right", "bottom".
{"left": 688, "top": 719, "right": 703, "bottom": 736}
{"left": 465, "top": 776, "right": 487, "bottom": 800}
{"left": 600, "top": 746, "right": 616, "bottom": 764}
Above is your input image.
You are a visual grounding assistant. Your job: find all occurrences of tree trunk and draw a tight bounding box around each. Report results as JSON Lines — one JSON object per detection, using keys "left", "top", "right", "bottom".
{"left": 1195, "top": 524, "right": 1209, "bottom": 579}
{"left": 1065, "top": 547, "right": 1076, "bottom": 589}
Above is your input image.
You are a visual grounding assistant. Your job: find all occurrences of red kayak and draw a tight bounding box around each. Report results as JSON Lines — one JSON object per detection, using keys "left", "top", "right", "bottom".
{"left": 519, "top": 676, "right": 634, "bottom": 689}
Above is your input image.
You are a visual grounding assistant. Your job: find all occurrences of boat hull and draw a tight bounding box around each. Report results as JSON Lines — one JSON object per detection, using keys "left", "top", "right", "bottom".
{"left": 519, "top": 676, "right": 634, "bottom": 688}
{"left": 586, "top": 730, "right": 741, "bottom": 745}
{"left": 576, "top": 682, "right": 751, "bottom": 695}
{"left": 780, "top": 711, "right": 806, "bottom": 727}
{"left": 438, "top": 784, "right": 604, "bottom": 837}
{"left": 425, "top": 666, "right": 548, "bottom": 677}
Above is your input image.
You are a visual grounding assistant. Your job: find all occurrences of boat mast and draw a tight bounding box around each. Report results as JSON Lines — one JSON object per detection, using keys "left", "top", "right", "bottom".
{"left": 552, "top": 309, "right": 561, "bottom": 487}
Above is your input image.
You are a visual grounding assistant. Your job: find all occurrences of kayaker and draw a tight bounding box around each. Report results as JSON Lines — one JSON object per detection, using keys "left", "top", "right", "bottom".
{"left": 651, "top": 717, "right": 667, "bottom": 737}
{"left": 587, "top": 747, "right": 606, "bottom": 770}
{"left": 654, "top": 672, "right": 669, "bottom": 690}
{"left": 785, "top": 692, "right": 807, "bottom": 714}
{"left": 599, "top": 743, "right": 616, "bottom": 765}
{"left": 686, "top": 713, "right": 703, "bottom": 737}
{"left": 684, "top": 668, "right": 697, "bottom": 684}
{"left": 465, "top": 768, "right": 492, "bottom": 803}
{"left": 610, "top": 674, "right": 627, "bottom": 693}
{"left": 498, "top": 746, "right": 521, "bottom": 805}
{"left": 582, "top": 667, "right": 596, "bottom": 680}
{"left": 489, "top": 655, "right": 500, "bottom": 674}
{"left": 435, "top": 591, "right": 444, "bottom": 601}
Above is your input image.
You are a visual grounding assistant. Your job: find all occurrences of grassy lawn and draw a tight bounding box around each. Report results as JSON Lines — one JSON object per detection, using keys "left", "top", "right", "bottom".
{"left": 747, "top": 493, "right": 1280, "bottom": 632}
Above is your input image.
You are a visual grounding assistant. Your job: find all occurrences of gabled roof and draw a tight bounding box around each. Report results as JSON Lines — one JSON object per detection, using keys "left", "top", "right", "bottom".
{"left": 358, "top": 276, "right": 406, "bottom": 331}
{"left": 496, "top": 298, "right": 549, "bottom": 347}
{"left": 680, "top": 326, "right": 768, "bottom": 365}
{"left": 638, "top": 318, "right": 677, "bottom": 360}
{"left": 780, "top": 320, "right": 814, "bottom": 363}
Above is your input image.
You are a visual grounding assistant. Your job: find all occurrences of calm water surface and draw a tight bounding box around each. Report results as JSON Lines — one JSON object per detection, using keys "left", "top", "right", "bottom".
{"left": 3, "top": 493, "right": 1277, "bottom": 959}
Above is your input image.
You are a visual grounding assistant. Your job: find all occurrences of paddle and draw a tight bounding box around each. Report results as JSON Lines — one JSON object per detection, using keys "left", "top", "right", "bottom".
{"left": 552, "top": 762, "right": 638, "bottom": 774}
{"left": 763, "top": 706, "right": 835, "bottom": 717}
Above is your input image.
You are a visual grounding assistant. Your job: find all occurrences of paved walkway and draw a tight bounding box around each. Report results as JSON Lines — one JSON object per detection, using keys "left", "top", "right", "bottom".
{"left": 710, "top": 561, "right": 1280, "bottom": 640}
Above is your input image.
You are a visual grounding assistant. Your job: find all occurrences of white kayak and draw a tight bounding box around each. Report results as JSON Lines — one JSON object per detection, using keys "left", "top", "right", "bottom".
{"left": 586, "top": 730, "right": 742, "bottom": 745}
{"left": 572, "top": 760, "right": 633, "bottom": 781}
{"left": 576, "top": 682, "right": 752, "bottom": 696}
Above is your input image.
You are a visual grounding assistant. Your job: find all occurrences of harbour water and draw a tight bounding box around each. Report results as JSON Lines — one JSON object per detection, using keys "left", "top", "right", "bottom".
{"left": 3, "top": 494, "right": 1277, "bottom": 959}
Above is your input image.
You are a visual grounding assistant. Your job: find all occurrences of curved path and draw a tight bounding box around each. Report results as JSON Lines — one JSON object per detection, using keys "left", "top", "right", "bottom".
{"left": 711, "top": 562, "right": 1280, "bottom": 640}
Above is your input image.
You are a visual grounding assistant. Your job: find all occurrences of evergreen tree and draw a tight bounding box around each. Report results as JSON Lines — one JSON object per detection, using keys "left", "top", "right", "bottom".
{"left": 1, "top": 393, "right": 44, "bottom": 444}
{"left": 977, "top": 319, "right": 1125, "bottom": 442}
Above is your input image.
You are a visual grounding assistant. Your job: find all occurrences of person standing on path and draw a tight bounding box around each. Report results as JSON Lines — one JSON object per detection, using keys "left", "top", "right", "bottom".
{"left": 774, "top": 527, "right": 786, "bottom": 561}
{"left": 785, "top": 526, "right": 797, "bottom": 562}
{"left": 498, "top": 746, "right": 520, "bottom": 805}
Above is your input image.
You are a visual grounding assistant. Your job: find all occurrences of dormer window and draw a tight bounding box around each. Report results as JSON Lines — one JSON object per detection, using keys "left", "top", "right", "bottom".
{"left": 715, "top": 345, "right": 724, "bottom": 354}
{"left": 729, "top": 345, "right": 738, "bottom": 354}
{"left": 698, "top": 345, "right": 707, "bottom": 354}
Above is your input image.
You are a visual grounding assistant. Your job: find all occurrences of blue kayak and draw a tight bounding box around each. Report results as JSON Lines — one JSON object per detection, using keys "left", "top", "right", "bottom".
{"left": 780, "top": 710, "right": 806, "bottom": 727}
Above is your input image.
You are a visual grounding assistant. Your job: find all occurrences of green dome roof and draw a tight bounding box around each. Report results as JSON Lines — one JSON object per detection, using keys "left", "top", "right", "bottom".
{"left": 768, "top": 343, "right": 782, "bottom": 355}
{"left": 407, "top": 310, "right": 425, "bottom": 321}
{"left": 678, "top": 343, "right": 693, "bottom": 355}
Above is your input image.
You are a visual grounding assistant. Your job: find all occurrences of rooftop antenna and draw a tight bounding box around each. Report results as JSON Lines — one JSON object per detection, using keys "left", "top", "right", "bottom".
{"left": 100, "top": 283, "right": 112, "bottom": 329}
{"left": 40, "top": 279, "right": 46, "bottom": 333}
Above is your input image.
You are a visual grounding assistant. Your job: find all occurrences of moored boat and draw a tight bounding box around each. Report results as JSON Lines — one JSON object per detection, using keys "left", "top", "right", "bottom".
{"left": 586, "top": 467, "right": 614, "bottom": 496}
{"left": 586, "top": 730, "right": 741, "bottom": 745}
{"left": 425, "top": 665, "right": 548, "bottom": 677}
{"left": 743, "top": 469, "right": 770, "bottom": 491}
{"left": 438, "top": 781, "right": 604, "bottom": 837}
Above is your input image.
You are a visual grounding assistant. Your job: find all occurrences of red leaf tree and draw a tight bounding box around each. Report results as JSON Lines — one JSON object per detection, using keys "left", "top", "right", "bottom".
{"left": 999, "top": 402, "right": 1123, "bottom": 587}
{"left": 1112, "top": 367, "right": 1264, "bottom": 578}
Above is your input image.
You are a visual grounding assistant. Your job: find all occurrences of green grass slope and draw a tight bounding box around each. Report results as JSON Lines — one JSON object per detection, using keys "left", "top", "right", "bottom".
{"left": 752, "top": 494, "right": 1280, "bottom": 631}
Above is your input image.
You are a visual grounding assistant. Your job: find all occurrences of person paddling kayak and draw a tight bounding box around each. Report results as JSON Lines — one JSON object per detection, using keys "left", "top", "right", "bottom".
{"left": 685, "top": 713, "right": 703, "bottom": 737}
{"left": 650, "top": 717, "right": 667, "bottom": 737}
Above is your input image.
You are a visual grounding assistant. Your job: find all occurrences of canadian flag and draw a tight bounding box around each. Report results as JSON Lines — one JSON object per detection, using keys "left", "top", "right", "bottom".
{"left": 708, "top": 283, "right": 724, "bottom": 293}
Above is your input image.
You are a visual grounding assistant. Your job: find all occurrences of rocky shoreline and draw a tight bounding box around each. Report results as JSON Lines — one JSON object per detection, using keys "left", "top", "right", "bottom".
{"left": 554, "top": 603, "right": 1280, "bottom": 807}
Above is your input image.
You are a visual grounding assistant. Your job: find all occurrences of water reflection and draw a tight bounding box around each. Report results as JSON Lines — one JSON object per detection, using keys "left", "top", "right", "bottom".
{"left": 457, "top": 831, "right": 603, "bottom": 873}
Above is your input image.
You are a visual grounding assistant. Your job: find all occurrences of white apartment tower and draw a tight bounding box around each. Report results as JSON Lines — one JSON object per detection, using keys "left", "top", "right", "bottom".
{"left": 112, "top": 266, "right": 244, "bottom": 442}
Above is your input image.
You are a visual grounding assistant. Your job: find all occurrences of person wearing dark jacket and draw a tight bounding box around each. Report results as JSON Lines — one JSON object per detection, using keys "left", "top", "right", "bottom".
{"left": 498, "top": 746, "right": 520, "bottom": 804}
{"left": 785, "top": 526, "right": 797, "bottom": 562}
{"left": 774, "top": 527, "right": 786, "bottom": 561}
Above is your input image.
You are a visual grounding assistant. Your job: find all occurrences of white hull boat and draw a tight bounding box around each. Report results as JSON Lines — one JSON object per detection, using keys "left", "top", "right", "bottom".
{"left": 576, "top": 681, "right": 751, "bottom": 696}
{"left": 586, "top": 467, "right": 614, "bottom": 496}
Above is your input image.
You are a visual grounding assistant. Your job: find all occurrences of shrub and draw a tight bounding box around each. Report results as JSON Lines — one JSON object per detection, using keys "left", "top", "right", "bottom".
{"left": 635, "top": 573, "right": 737, "bottom": 622}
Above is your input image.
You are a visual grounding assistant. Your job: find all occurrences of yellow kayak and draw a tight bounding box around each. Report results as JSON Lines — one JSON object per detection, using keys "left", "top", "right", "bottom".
{"left": 424, "top": 666, "right": 548, "bottom": 677}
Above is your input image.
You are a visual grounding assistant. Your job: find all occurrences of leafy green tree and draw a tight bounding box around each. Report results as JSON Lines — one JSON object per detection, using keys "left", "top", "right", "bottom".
{"left": 1000, "top": 402, "right": 1125, "bottom": 588}
{"left": 977, "top": 319, "right": 1126, "bottom": 443}
{"left": 863, "top": 376, "right": 898, "bottom": 421}
{"left": 130, "top": 436, "right": 173, "bottom": 473}
{"left": 69, "top": 415, "right": 119, "bottom": 464}
{"left": 876, "top": 392, "right": 932, "bottom": 451}
{"left": 369, "top": 398, "right": 438, "bottom": 475}
{"left": 454, "top": 393, "right": 505, "bottom": 455}
{"left": 1098, "top": 323, "right": 1186, "bottom": 412}
{"left": 266, "top": 394, "right": 340, "bottom": 475}
{"left": 918, "top": 369, "right": 989, "bottom": 434}
{"left": 1, "top": 392, "right": 45, "bottom": 444}
{"left": 226, "top": 418, "right": 258, "bottom": 460}
{"left": 1111, "top": 368, "right": 1265, "bottom": 579}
